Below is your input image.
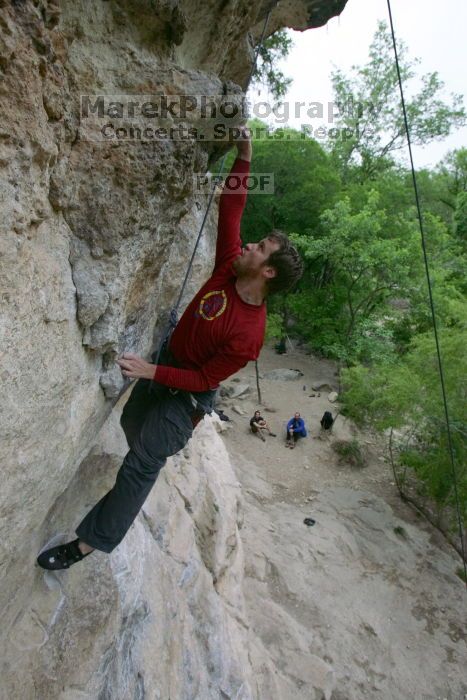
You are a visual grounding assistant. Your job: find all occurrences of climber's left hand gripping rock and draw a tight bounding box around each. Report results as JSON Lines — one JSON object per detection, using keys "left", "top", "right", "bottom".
{"left": 117, "top": 353, "right": 156, "bottom": 380}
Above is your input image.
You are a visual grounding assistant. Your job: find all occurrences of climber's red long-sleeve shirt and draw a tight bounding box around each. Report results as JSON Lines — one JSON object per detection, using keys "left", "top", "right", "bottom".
{"left": 153, "top": 157, "right": 266, "bottom": 393}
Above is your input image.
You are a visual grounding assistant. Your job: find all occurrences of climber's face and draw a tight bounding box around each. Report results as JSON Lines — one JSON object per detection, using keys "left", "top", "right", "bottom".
{"left": 233, "top": 237, "right": 280, "bottom": 279}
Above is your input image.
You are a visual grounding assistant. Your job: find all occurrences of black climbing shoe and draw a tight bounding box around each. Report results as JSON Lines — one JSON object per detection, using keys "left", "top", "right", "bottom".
{"left": 37, "top": 539, "right": 92, "bottom": 571}
{"left": 269, "top": 432, "right": 276, "bottom": 437}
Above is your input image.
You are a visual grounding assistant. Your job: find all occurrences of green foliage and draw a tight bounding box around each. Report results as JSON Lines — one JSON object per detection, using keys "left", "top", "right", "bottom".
{"left": 265, "top": 311, "right": 283, "bottom": 341}
{"left": 341, "top": 328, "right": 467, "bottom": 519}
{"left": 330, "top": 21, "right": 466, "bottom": 180}
{"left": 332, "top": 439, "right": 366, "bottom": 468}
{"left": 242, "top": 121, "right": 341, "bottom": 240}
{"left": 252, "top": 30, "right": 293, "bottom": 99}
{"left": 291, "top": 191, "right": 422, "bottom": 362}
{"left": 438, "top": 148, "right": 467, "bottom": 200}
{"left": 454, "top": 191, "right": 467, "bottom": 244}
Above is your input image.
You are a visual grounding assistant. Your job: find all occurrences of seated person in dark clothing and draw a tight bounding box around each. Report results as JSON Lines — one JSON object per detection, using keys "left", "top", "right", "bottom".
{"left": 286, "top": 412, "right": 307, "bottom": 448}
{"left": 250, "top": 410, "right": 276, "bottom": 441}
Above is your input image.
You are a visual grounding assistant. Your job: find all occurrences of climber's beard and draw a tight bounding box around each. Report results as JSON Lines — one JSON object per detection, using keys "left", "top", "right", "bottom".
{"left": 232, "top": 254, "right": 241, "bottom": 275}
{"left": 232, "top": 247, "right": 253, "bottom": 276}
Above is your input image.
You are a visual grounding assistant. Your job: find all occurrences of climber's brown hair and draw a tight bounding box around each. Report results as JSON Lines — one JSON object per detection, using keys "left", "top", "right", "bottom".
{"left": 264, "top": 230, "right": 303, "bottom": 295}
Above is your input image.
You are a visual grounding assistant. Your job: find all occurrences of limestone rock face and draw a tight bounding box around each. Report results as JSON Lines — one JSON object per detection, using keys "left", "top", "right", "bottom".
{"left": 2, "top": 407, "right": 342, "bottom": 699}
{"left": 0, "top": 1, "right": 348, "bottom": 696}
{"left": 3, "top": 411, "right": 251, "bottom": 699}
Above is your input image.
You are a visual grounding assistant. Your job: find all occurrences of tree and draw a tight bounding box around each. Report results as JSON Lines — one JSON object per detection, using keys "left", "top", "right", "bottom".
{"left": 438, "top": 148, "right": 467, "bottom": 201}
{"left": 251, "top": 30, "right": 293, "bottom": 100}
{"left": 341, "top": 326, "right": 467, "bottom": 522}
{"left": 241, "top": 121, "right": 341, "bottom": 240}
{"left": 454, "top": 191, "right": 467, "bottom": 245}
{"left": 330, "top": 21, "right": 466, "bottom": 180}
{"left": 291, "top": 191, "right": 423, "bottom": 362}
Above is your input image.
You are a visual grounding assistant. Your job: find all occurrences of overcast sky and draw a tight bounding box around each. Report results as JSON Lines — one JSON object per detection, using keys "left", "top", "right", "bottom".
{"left": 259, "top": 0, "right": 466, "bottom": 168}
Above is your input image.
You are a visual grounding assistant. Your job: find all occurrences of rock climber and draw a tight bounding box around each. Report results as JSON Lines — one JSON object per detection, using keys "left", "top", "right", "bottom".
{"left": 285, "top": 412, "right": 307, "bottom": 449}
{"left": 37, "top": 127, "right": 303, "bottom": 570}
{"left": 249, "top": 410, "right": 276, "bottom": 441}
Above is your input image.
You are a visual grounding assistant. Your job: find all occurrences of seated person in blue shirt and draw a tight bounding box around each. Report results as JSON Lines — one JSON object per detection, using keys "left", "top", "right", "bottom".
{"left": 286, "top": 412, "right": 307, "bottom": 448}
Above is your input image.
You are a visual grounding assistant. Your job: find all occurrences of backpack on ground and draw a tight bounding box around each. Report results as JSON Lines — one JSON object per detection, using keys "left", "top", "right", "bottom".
{"left": 320, "top": 411, "right": 334, "bottom": 430}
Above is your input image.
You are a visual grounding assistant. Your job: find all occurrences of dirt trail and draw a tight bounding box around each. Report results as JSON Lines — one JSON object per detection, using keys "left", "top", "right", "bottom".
{"left": 217, "top": 344, "right": 467, "bottom": 700}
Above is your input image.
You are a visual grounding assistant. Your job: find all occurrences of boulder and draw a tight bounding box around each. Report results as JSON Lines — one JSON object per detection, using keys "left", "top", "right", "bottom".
{"left": 227, "top": 383, "right": 251, "bottom": 399}
{"left": 328, "top": 391, "right": 339, "bottom": 403}
{"left": 264, "top": 369, "right": 304, "bottom": 381}
{"left": 100, "top": 365, "right": 126, "bottom": 400}
{"left": 232, "top": 405, "right": 246, "bottom": 415}
{"left": 312, "top": 381, "right": 335, "bottom": 392}
{"left": 211, "top": 414, "right": 230, "bottom": 433}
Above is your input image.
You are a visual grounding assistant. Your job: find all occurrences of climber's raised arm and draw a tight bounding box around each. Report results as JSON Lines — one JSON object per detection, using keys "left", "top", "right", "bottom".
{"left": 215, "top": 126, "right": 252, "bottom": 271}
{"left": 234, "top": 125, "right": 252, "bottom": 163}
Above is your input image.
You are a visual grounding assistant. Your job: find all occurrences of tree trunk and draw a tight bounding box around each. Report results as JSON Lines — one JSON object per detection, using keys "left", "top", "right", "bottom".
{"left": 255, "top": 360, "right": 262, "bottom": 405}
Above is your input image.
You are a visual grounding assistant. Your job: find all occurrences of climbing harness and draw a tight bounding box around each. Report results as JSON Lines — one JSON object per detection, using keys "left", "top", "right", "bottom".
{"left": 386, "top": 0, "right": 467, "bottom": 584}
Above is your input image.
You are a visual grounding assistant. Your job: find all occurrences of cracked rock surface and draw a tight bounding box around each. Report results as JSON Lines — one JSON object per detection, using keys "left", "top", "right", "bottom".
{"left": 3, "top": 405, "right": 255, "bottom": 699}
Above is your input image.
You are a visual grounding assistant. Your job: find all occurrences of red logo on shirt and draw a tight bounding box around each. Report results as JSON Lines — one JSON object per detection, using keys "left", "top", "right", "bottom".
{"left": 198, "top": 290, "right": 227, "bottom": 320}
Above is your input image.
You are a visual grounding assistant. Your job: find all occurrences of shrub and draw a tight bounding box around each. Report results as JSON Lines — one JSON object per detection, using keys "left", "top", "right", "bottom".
{"left": 332, "top": 439, "right": 366, "bottom": 468}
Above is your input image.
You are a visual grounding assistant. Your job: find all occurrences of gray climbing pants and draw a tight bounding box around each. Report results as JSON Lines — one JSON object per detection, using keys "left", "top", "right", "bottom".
{"left": 75, "top": 379, "right": 215, "bottom": 553}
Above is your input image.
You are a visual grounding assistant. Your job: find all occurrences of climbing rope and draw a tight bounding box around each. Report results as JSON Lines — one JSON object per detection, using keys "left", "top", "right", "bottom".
{"left": 386, "top": 0, "right": 467, "bottom": 585}
{"left": 153, "top": 9, "right": 272, "bottom": 364}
